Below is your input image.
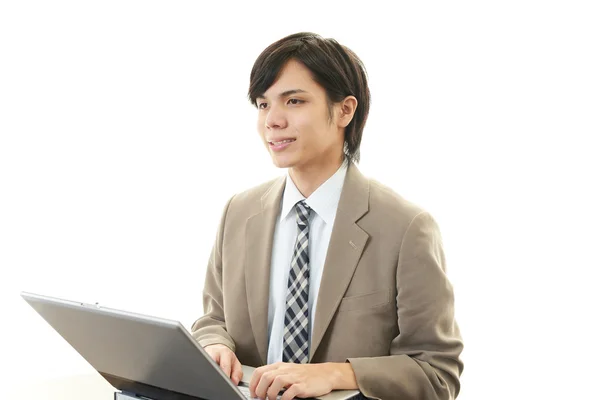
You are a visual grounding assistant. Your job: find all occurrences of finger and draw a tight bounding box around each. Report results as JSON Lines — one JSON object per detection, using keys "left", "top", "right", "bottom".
{"left": 280, "top": 383, "right": 302, "bottom": 400}
{"left": 255, "top": 371, "right": 277, "bottom": 399}
{"left": 232, "top": 358, "right": 243, "bottom": 386}
{"left": 219, "top": 352, "right": 233, "bottom": 378}
{"left": 249, "top": 364, "right": 278, "bottom": 396}
{"left": 267, "top": 375, "right": 291, "bottom": 400}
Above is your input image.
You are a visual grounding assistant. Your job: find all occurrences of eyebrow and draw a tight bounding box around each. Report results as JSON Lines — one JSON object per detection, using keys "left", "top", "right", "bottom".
{"left": 257, "top": 89, "right": 309, "bottom": 100}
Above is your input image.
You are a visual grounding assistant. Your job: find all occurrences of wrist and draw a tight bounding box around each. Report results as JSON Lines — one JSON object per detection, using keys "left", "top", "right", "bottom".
{"left": 326, "top": 362, "right": 358, "bottom": 390}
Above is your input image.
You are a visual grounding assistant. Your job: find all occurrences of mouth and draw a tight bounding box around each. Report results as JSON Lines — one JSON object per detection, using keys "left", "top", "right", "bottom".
{"left": 268, "top": 138, "right": 296, "bottom": 152}
{"left": 268, "top": 138, "right": 296, "bottom": 145}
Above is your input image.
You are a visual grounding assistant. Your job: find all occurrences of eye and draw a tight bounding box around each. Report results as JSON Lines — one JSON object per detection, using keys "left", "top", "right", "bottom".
{"left": 258, "top": 102, "right": 268, "bottom": 109}
{"left": 287, "top": 98, "right": 304, "bottom": 105}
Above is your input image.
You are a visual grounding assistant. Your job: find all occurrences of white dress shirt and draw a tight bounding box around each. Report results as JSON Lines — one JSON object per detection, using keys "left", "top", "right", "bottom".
{"left": 266, "top": 159, "right": 348, "bottom": 365}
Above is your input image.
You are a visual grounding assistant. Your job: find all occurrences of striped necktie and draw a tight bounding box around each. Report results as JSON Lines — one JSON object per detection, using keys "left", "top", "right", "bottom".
{"left": 282, "top": 200, "right": 312, "bottom": 363}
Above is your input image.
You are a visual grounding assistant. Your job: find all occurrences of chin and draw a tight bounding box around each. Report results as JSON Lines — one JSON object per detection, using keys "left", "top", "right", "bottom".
{"left": 270, "top": 154, "right": 298, "bottom": 169}
{"left": 271, "top": 159, "right": 293, "bottom": 169}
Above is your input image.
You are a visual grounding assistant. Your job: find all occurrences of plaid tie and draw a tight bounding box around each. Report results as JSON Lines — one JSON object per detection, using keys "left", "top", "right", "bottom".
{"left": 282, "top": 200, "right": 312, "bottom": 363}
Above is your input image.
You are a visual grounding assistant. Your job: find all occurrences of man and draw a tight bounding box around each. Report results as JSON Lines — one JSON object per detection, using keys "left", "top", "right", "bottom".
{"left": 191, "top": 32, "right": 464, "bottom": 400}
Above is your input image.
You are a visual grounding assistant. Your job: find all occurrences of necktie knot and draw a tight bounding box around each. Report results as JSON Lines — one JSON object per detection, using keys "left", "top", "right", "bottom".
{"left": 295, "top": 201, "right": 311, "bottom": 227}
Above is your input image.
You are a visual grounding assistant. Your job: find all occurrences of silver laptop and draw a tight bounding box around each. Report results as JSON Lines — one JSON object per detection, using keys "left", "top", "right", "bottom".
{"left": 21, "top": 291, "right": 361, "bottom": 400}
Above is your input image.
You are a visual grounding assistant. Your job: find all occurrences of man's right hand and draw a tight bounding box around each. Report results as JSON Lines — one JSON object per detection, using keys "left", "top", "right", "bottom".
{"left": 204, "top": 344, "right": 243, "bottom": 385}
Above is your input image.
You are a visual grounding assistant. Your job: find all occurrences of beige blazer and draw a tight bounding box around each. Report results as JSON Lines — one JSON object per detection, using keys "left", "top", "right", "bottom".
{"left": 192, "top": 162, "right": 464, "bottom": 400}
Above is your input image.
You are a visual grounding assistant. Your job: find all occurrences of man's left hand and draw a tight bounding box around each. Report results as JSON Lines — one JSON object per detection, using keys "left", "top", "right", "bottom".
{"left": 249, "top": 362, "right": 357, "bottom": 400}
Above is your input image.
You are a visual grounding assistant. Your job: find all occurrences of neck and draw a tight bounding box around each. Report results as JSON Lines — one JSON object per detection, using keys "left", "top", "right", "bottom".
{"left": 289, "top": 154, "right": 345, "bottom": 198}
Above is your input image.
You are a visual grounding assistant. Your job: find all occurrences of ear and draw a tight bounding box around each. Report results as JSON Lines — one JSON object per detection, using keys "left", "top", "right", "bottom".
{"left": 337, "top": 96, "right": 358, "bottom": 128}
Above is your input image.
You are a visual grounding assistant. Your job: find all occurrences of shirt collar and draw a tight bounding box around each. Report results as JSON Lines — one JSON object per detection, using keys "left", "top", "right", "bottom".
{"left": 280, "top": 158, "right": 348, "bottom": 225}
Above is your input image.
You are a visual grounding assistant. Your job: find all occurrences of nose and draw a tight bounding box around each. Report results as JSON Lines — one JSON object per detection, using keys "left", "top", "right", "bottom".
{"left": 265, "top": 104, "right": 287, "bottom": 130}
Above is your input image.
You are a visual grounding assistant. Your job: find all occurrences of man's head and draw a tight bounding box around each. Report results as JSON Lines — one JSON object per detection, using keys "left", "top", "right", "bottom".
{"left": 248, "top": 32, "right": 370, "bottom": 170}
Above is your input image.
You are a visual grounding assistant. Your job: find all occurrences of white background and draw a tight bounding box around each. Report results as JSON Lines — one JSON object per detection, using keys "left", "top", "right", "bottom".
{"left": 1, "top": 1, "right": 599, "bottom": 398}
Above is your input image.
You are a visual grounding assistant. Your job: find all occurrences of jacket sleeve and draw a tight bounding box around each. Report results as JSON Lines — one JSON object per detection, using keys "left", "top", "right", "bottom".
{"left": 347, "top": 211, "right": 464, "bottom": 400}
{"left": 190, "top": 195, "right": 236, "bottom": 351}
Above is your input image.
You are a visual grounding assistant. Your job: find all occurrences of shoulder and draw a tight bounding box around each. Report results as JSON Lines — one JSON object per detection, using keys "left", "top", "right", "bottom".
{"left": 220, "top": 175, "right": 284, "bottom": 220}
{"left": 231, "top": 176, "right": 283, "bottom": 205}
{"left": 360, "top": 175, "right": 441, "bottom": 246}
{"left": 360, "top": 179, "right": 441, "bottom": 258}
{"left": 367, "top": 177, "right": 427, "bottom": 223}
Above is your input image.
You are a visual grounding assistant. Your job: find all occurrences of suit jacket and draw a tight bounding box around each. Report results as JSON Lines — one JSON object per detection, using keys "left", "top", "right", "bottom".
{"left": 191, "top": 162, "right": 464, "bottom": 400}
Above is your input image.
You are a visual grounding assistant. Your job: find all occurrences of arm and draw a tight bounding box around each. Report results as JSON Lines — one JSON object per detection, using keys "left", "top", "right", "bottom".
{"left": 347, "top": 211, "right": 464, "bottom": 400}
{"left": 191, "top": 195, "right": 236, "bottom": 351}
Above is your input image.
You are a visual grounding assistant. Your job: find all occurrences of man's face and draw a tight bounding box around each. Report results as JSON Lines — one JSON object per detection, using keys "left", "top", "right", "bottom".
{"left": 256, "top": 59, "right": 344, "bottom": 170}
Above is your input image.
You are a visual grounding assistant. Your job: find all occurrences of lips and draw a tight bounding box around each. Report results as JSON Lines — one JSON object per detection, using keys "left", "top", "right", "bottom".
{"left": 268, "top": 138, "right": 296, "bottom": 152}
{"left": 268, "top": 138, "right": 296, "bottom": 145}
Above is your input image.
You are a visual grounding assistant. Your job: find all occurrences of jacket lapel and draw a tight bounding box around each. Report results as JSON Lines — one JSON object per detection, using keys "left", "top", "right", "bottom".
{"left": 245, "top": 177, "right": 285, "bottom": 365}
{"left": 310, "top": 163, "right": 370, "bottom": 361}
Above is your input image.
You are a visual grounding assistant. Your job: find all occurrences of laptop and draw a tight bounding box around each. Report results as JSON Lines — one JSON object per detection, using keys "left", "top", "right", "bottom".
{"left": 21, "top": 291, "right": 361, "bottom": 400}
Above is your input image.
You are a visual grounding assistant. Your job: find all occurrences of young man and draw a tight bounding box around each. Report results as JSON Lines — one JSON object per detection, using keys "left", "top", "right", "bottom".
{"left": 192, "top": 32, "right": 464, "bottom": 400}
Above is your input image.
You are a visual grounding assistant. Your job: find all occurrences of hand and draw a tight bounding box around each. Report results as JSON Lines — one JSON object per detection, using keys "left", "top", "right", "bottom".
{"left": 249, "top": 362, "right": 356, "bottom": 400}
{"left": 204, "top": 344, "right": 243, "bottom": 385}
